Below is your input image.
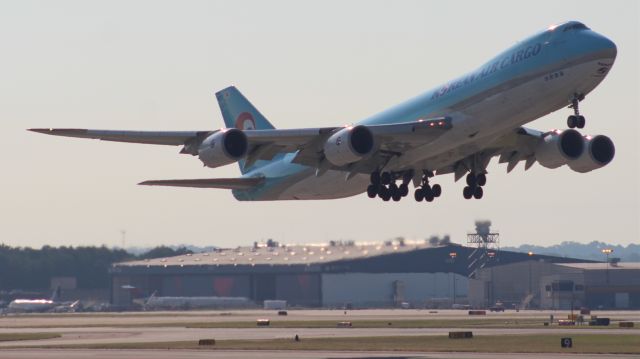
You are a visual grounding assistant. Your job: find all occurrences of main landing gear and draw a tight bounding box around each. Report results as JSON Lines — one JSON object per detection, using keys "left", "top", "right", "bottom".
{"left": 462, "top": 172, "right": 486, "bottom": 200}
{"left": 567, "top": 93, "right": 586, "bottom": 129}
{"left": 413, "top": 172, "right": 442, "bottom": 203}
{"left": 367, "top": 170, "right": 441, "bottom": 202}
{"left": 367, "top": 171, "right": 410, "bottom": 202}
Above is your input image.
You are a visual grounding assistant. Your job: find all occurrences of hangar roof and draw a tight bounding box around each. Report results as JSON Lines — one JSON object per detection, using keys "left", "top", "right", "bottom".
{"left": 556, "top": 262, "right": 640, "bottom": 270}
{"left": 117, "top": 241, "right": 440, "bottom": 267}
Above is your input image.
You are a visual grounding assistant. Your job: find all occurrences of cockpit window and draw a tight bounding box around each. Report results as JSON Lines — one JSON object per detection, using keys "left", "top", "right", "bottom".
{"left": 563, "top": 22, "right": 589, "bottom": 32}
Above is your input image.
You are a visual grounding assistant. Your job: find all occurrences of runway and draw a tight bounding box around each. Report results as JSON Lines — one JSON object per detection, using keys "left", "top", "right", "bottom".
{"left": 0, "top": 326, "right": 638, "bottom": 347}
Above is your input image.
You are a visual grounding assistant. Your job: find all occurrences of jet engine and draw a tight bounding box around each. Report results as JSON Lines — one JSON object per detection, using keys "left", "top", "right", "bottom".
{"left": 568, "top": 135, "right": 615, "bottom": 173}
{"left": 535, "top": 129, "right": 584, "bottom": 169}
{"left": 323, "top": 125, "right": 375, "bottom": 166}
{"left": 197, "top": 129, "right": 248, "bottom": 168}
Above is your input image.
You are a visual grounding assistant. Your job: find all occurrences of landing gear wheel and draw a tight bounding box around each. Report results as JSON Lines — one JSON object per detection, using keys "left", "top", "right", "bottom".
{"left": 466, "top": 173, "right": 477, "bottom": 187}
{"left": 366, "top": 185, "right": 377, "bottom": 198}
{"left": 414, "top": 188, "right": 424, "bottom": 202}
{"left": 380, "top": 172, "right": 391, "bottom": 185}
{"left": 392, "top": 192, "right": 402, "bottom": 201}
{"left": 378, "top": 186, "right": 389, "bottom": 199}
{"left": 370, "top": 172, "right": 380, "bottom": 186}
{"left": 382, "top": 193, "right": 391, "bottom": 201}
{"left": 473, "top": 186, "right": 484, "bottom": 199}
{"left": 399, "top": 184, "right": 409, "bottom": 197}
{"left": 431, "top": 184, "right": 442, "bottom": 197}
{"left": 463, "top": 186, "right": 473, "bottom": 199}
{"left": 577, "top": 115, "right": 585, "bottom": 129}
{"left": 476, "top": 173, "right": 486, "bottom": 187}
{"left": 567, "top": 115, "right": 577, "bottom": 128}
{"left": 424, "top": 191, "right": 435, "bottom": 202}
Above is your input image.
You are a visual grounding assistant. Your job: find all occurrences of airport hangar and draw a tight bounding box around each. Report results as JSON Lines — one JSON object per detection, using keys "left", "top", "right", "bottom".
{"left": 109, "top": 241, "right": 588, "bottom": 308}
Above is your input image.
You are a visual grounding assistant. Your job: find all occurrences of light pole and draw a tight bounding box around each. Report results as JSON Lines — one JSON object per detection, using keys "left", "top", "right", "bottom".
{"left": 602, "top": 248, "right": 613, "bottom": 284}
{"left": 488, "top": 251, "right": 496, "bottom": 306}
{"left": 449, "top": 252, "right": 457, "bottom": 305}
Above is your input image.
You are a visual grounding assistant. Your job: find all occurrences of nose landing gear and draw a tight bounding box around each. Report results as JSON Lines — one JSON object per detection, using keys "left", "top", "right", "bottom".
{"left": 567, "top": 93, "right": 586, "bottom": 129}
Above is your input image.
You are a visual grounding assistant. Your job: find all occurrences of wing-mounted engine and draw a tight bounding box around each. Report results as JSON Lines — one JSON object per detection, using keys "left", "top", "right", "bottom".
{"left": 197, "top": 129, "right": 248, "bottom": 168}
{"left": 535, "top": 129, "right": 584, "bottom": 169}
{"left": 323, "top": 125, "right": 376, "bottom": 166}
{"left": 568, "top": 135, "right": 615, "bottom": 173}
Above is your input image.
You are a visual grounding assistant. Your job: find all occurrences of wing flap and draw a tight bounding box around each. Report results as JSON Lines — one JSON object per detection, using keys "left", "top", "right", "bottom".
{"left": 138, "top": 177, "right": 264, "bottom": 189}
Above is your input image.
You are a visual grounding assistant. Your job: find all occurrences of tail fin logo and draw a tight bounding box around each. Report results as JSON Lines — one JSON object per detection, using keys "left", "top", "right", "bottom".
{"left": 235, "top": 112, "right": 256, "bottom": 130}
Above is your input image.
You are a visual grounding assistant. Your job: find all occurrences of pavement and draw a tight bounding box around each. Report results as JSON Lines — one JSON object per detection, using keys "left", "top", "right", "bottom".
{"left": 0, "top": 309, "right": 638, "bottom": 357}
{"left": 0, "top": 326, "right": 638, "bottom": 347}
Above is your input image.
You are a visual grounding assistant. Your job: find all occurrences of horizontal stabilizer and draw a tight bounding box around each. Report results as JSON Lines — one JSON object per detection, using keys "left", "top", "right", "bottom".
{"left": 138, "top": 177, "right": 264, "bottom": 189}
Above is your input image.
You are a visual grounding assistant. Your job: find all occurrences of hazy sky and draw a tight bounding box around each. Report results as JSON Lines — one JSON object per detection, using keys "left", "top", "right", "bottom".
{"left": 1, "top": 0, "right": 638, "bottom": 249}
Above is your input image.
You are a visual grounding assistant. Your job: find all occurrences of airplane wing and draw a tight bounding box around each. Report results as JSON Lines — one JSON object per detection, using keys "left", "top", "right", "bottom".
{"left": 30, "top": 117, "right": 452, "bottom": 175}
{"left": 28, "top": 128, "right": 209, "bottom": 146}
{"left": 139, "top": 177, "right": 264, "bottom": 189}
{"left": 243, "top": 117, "right": 452, "bottom": 172}
{"left": 433, "top": 126, "right": 552, "bottom": 181}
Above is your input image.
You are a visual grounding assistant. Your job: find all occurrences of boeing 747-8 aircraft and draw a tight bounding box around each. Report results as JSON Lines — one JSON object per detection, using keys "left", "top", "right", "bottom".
{"left": 31, "top": 21, "right": 616, "bottom": 202}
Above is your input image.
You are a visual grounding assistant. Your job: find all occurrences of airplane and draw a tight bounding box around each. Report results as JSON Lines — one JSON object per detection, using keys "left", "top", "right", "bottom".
{"left": 30, "top": 21, "right": 617, "bottom": 202}
{"left": 140, "top": 291, "right": 252, "bottom": 310}
{"left": 5, "top": 287, "right": 80, "bottom": 313}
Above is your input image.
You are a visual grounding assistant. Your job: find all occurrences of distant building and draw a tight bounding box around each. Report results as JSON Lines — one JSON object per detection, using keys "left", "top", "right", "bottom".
{"left": 469, "top": 261, "right": 640, "bottom": 309}
{"left": 110, "top": 242, "right": 588, "bottom": 308}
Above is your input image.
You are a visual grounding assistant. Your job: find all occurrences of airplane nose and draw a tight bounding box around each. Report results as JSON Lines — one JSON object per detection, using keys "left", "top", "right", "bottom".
{"left": 594, "top": 33, "right": 617, "bottom": 59}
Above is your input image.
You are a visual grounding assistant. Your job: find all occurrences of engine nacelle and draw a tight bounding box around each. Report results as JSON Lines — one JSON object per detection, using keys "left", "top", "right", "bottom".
{"left": 568, "top": 135, "right": 615, "bottom": 173}
{"left": 323, "top": 125, "right": 375, "bottom": 166}
{"left": 197, "top": 129, "right": 248, "bottom": 168}
{"left": 535, "top": 129, "right": 584, "bottom": 169}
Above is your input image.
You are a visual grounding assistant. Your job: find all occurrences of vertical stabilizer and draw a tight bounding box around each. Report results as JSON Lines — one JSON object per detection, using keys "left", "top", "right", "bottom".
{"left": 215, "top": 86, "right": 278, "bottom": 174}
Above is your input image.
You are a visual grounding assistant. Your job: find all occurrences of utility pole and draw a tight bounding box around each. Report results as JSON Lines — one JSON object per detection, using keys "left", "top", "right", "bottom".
{"left": 601, "top": 248, "right": 613, "bottom": 284}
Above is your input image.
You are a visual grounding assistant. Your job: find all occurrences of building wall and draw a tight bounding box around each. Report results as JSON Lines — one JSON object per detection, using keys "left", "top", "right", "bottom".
{"left": 321, "top": 272, "right": 468, "bottom": 308}
{"left": 469, "top": 261, "right": 579, "bottom": 308}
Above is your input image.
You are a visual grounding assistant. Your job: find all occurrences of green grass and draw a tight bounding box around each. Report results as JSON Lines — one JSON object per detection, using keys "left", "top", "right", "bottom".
{"left": 25, "top": 334, "right": 640, "bottom": 354}
{"left": 0, "top": 333, "right": 61, "bottom": 342}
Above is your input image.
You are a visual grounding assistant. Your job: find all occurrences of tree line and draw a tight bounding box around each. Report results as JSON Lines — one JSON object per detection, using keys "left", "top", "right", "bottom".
{"left": 0, "top": 244, "right": 192, "bottom": 290}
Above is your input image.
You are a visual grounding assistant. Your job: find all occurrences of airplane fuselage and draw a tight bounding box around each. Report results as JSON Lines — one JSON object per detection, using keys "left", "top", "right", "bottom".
{"left": 233, "top": 22, "right": 616, "bottom": 200}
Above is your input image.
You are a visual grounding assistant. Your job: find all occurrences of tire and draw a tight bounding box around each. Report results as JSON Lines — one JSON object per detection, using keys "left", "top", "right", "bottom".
{"left": 378, "top": 186, "right": 388, "bottom": 199}
{"left": 382, "top": 193, "right": 391, "bottom": 201}
{"left": 414, "top": 189, "right": 424, "bottom": 202}
{"left": 380, "top": 172, "right": 391, "bottom": 185}
{"left": 366, "top": 185, "right": 377, "bottom": 198}
{"left": 425, "top": 192, "right": 434, "bottom": 202}
{"left": 567, "top": 115, "right": 577, "bottom": 128}
{"left": 389, "top": 183, "right": 398, "bottom": 196}
{"left": 466, "top": 173, "right": 477, "bottom": 187}
{"left": 370, "top": 172, "right": 381, "bottom": 185}
{"left": 473, "top": 186, "right": 484, "bottom": 199}
{"left": 399, "top": 184, "right": 409, "bottom": 197}
{"left": 476, "top": 173, "right": 486, "bottom": 187}
{"left": 577, "top": 115, "right": 585, "bottom": 129}
{"left": 431, "top": 184, "right": 442, "bottom": 197}
{"left": 392, "top": 192, "right": 402, "bottom": 201}
{"left": 463, "top": 186, "right": 473, "bottom": 199}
